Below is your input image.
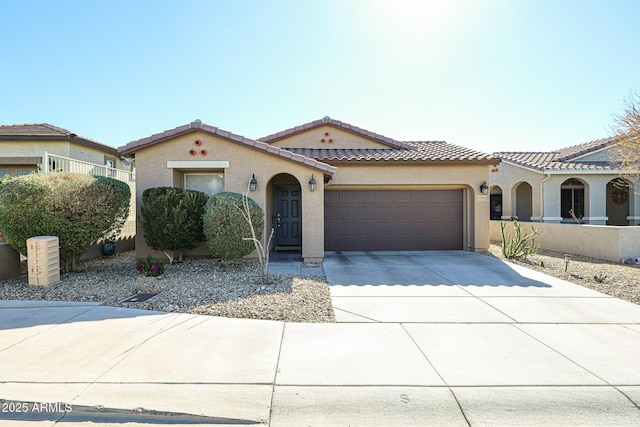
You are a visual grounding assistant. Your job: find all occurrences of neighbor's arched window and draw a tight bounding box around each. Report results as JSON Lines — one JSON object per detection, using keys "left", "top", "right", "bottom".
{"left": 560, "top": 178, "right": 584, "bottom": 220}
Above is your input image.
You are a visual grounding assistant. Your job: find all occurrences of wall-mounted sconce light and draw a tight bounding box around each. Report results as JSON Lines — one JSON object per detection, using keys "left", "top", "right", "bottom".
{"left": 480, "top": 180, "right": 489, "bottom": 195}
{"left": 249, "top": 174, "right": 257, "bottom": 192}
{"left": 309, "top": 174, "right": 317, "bottom": 192}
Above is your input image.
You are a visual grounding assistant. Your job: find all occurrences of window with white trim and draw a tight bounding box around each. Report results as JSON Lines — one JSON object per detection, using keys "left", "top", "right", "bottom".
{"left": 184, "top": 173, "right": 224, "bottom": 196}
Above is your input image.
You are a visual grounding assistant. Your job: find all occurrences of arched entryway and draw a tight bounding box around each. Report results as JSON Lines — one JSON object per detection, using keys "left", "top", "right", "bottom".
{"left": 560, "top": 178, "right": 586, "bottom": 222}
{"left": 490, "top": 186, "right": 503, "bottom": 220}
{"left": 607, "top": 178, "right": 631, "bottom": 225}
{"left": 267, "top": 173, "right": 302, "bottom": 254}
{"left": 514, "top": 182, "right": 533, "bottom": 222}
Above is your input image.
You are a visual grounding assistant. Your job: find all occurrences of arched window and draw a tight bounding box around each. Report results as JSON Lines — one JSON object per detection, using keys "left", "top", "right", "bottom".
{"left": 490, "top": 186, "right": 503, "bottom": 220}
{"left": 561, "top": 178, "right": 584, "bottom": 220}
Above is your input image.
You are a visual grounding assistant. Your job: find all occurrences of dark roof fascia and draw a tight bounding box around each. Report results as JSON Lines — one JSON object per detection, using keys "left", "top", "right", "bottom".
{"left": 0, "top": 156, "right": 42, "bottom": 165}
{"left": 119, "top": 122, "right": 336, "bottom": 176}
{"left": 258, "top": 118, "right": 413, "bottom": 150}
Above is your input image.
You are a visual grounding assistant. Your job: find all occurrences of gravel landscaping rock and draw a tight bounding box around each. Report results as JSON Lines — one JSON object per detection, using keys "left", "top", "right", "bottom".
{"left": 4, "top": 245, "right": 637, "bottom": 322}
{"left": 486, "top": 243, "right": 640, "bottom": 305}
{"left": 0, "top": 251, "right": 335, "bottom": 323}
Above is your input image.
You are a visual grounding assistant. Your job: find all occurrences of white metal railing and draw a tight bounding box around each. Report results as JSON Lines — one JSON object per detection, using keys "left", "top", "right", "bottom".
{"left": 43, "top": 152, "right": 136, "bottom": 220}
{"left": 43, "top": 152, "right": 135, "bottom": 183}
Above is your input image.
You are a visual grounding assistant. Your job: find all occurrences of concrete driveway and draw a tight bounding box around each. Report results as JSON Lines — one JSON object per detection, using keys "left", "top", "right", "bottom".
{"left": 1, "top": 251, "right": 639, "bottom": 426}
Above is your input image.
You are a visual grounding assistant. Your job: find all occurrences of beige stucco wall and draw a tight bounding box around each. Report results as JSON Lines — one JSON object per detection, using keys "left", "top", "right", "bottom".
{"left": 490, "top": 220, "right": 640, "bottom": 262}
{"left": 269, "top": 125, "right": 390, "bottom": 149}
{"left": 326, "top": 163, "right": 491, "bottom": 251}
{"left": 0, "top": 140, "right": 70, "bottom": 159}
{"left": 132, "top": 131, "right": 326, "bottom": 262}
{"left": 68, "top": 143, "right": 129, "bottom": 170}
{"left": 489, "top": 163, "right": 544, "bottom": 221}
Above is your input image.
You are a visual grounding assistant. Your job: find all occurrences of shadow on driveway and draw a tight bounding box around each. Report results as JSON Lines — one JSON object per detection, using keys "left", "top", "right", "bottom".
{"left": 323, "top": 250, "right": 552, "bottom": 287}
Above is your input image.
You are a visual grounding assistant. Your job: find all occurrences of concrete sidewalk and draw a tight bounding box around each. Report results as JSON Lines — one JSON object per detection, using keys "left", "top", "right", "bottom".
{"left": 1, "top": 252, "right": 639, "bottom": 426}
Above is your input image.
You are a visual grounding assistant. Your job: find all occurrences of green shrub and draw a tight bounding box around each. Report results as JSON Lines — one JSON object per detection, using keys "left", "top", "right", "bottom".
{"left": 141, "top": 187, "right": 208, "bottom": 263}
{"left": 203, "top": 192, "right": 264, "bottom": 262}
{"left": 0, "top": 173, "right": 130, "bottom": 272}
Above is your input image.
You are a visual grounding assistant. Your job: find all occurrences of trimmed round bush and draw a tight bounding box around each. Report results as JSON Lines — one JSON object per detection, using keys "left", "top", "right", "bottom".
{"left": 203, "top": 192, "right": 264, "bottom": 262}
{"left": 141, "top": 187, "right": 208, "bottom": 263}
{"left": 0, "top": 173, "right": 130, "bottom": 272}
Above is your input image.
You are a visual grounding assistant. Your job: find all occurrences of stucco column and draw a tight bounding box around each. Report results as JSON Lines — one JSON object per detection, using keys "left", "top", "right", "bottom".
{"left": 628, "top": 180, "right": 640, "bottom": 225}
{"left": 542, "top": 179, "right": 562, "bottom": 223}
{"left": 500, "top": 188, "right": 514, "bottom": 220}
{"left": 301, "top": 178, "right": 324, "bottom": 263}
{"left": 585, "top": 179, "right": 608, "bottom": 225}
{"left": 475, "top": 187, "right": 491, "bottom": 251}
{"left": 531, "top": 184, "right": 542, "bottom": 221}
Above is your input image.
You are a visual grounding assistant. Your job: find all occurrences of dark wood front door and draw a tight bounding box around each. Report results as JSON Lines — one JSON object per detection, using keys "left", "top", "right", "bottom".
{"left": 274, "top": 185, "right": 302, "bottom": 247}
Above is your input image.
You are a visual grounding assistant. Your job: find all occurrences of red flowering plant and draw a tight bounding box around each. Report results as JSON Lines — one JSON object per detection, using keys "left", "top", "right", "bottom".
{"left": 135, "top": 256, "right": 165, "bottom": 277}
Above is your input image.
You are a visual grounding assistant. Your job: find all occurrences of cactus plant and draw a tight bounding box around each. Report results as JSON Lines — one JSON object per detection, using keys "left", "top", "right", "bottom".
{"left": 500, "top": 220, "right": 541, "bottom": 259}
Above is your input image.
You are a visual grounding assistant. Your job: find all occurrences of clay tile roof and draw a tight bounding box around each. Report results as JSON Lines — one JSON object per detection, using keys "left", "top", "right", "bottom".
{"left": 494, "top": 152, "right": 559, "bottom": 171}
{"left": 118, "top": 120, "right": 336, "bottom": 175}
{"left": 555, "top": 136, "right": 616, "bottom": 161}
{"left": 286, "top": 141, "right": 498, "bottom": 163}
{"left": 0, "top": 123, "right": 72, "bottom": 137}
{"left": 495, "top": 135, "right": 620, "bottom": 171}
{"left": 258, "top": 116, "right": 414, "bottom": 150}
{"left": 0, "top": 123, "right": 117, "bottom": 153}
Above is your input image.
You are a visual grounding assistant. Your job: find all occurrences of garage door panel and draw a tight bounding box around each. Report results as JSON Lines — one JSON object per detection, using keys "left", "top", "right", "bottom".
{"left": 355, "top": 222, "right": 376, "bottom": 234}
{"left": 325, "top": 190, "right": 463, "bottom": 251}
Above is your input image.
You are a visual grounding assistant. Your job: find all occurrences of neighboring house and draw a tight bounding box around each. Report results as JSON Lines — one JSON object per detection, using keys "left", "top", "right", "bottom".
{"left": 0, "top": 123, "right": 136, "bottom": 252}
{"left": 119, "top": 117, "right": 498, "bottom": 262}
{"left": 490, "top": 137, "right": 639, "bottom": 225}
{"left": 0, "top": 123, "right": 132, "bottom": 178}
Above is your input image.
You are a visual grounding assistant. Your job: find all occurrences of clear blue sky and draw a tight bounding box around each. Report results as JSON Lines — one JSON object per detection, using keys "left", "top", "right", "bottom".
{"left": 2, "top": 0, "right": 638, "bottom": 154}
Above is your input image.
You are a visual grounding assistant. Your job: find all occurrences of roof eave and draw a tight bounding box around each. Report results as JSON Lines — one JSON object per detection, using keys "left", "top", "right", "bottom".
{"left": 118, "top": 124, "right": 336, "bottom": 176}
{"left": 321, "top": 158, "right": 500, "bottom": 166}
{"left": 543, "top": 168, "right": 630, "bottom": 175}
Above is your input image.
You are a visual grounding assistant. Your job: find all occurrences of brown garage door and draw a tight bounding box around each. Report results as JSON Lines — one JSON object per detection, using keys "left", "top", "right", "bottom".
{"left": 325, "top": 190, "right": 463, "bottom": 251}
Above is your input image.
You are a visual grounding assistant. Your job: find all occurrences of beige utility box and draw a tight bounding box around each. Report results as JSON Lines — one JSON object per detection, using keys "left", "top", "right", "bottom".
{"left": 27, "top": 236, "right": 60, "bottom": 286}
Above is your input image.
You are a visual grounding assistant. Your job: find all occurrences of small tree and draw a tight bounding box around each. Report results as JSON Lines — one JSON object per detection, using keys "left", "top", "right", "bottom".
{"left": 0, "top": 173, "right": 130, "bottom": 272}
{"left": 237, "top": 185, "right": 275, "bottom": 284}
{"left": 611, "top": 91, "right": 640, "bottom": 177}
{"left": 140, "top": 187, "right": 208, "bottom": 264}
{"left": 203, "top": 192, "right": 264, "bottom": 263}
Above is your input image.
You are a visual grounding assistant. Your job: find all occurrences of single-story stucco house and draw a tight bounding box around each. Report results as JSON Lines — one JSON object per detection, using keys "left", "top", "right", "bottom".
{"left": 118, "top": 117, "right": 498, "bottom": 262}
{"left": 490, "top": 136, "right": 640, "bottom": 226}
